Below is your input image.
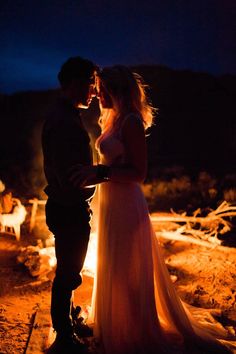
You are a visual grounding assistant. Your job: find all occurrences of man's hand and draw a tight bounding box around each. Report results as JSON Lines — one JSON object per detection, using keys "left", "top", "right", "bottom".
{"left": 68, "top": 164, "right": 97, "bottom": 188}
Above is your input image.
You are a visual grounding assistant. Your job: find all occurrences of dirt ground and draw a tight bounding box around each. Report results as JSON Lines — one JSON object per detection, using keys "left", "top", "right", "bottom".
{"left": 1, "top": 220, "right": 236, "bottom": 354}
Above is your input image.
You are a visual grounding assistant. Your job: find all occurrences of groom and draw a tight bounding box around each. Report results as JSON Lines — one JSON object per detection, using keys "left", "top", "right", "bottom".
{"left": 42, "top": 56, "right": 97, "bottom": 352}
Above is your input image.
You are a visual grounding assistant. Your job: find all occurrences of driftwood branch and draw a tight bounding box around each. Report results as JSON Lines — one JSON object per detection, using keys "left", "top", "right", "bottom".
{"left": 151, "top": 201, "right": 236, "bottom": 248}
{"left": 155, "top": 231, "right": 234, "bottom": 252}
{"left": 151, "top": 201, "right": 236, "bottom": 224}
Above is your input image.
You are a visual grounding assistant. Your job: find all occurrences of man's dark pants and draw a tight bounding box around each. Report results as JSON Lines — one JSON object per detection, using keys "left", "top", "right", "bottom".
{"left": 45, "top": 199, "right": 91, "bottom": 335}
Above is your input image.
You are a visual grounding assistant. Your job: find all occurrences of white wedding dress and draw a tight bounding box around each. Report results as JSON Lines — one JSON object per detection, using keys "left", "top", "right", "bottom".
{"left": 89, "top": 115, "right": 235, "bottom": 354}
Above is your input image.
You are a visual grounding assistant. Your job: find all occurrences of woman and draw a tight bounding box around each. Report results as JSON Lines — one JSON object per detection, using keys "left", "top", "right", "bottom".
{"left": 71, "top": 66, "right": 234, "bottom": 354}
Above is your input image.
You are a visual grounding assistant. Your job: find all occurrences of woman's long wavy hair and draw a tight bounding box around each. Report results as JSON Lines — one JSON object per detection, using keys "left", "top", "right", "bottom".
{"left": 97, "top": 65, "right": 156, "bottom": 134}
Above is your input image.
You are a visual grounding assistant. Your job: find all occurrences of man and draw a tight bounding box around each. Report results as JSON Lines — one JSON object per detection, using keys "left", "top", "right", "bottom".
{"left": 42, "top": 56, "right": 97, "bottom": 353}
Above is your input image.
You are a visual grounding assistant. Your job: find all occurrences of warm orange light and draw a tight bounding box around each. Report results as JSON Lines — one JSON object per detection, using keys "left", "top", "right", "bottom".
{"left": 82, "top": 231, "right": 97, "bottom": 277}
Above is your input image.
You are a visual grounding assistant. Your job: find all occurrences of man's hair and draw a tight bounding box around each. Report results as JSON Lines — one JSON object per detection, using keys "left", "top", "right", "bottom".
{"left": 58, "top": 56, "right": 97, "bottom": 89}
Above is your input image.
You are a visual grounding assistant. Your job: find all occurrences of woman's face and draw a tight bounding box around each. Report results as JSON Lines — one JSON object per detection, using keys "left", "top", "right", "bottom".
{"left": 97, "top": 79, "right": 113, "bottom": 108}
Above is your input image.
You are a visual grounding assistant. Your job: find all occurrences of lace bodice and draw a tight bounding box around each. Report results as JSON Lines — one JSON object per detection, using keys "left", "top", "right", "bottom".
{"left": 96, "top": 113, "right": 143, "bottom": 166}
{"left": 97, "top": 130, "right": 125, "bottom": 166}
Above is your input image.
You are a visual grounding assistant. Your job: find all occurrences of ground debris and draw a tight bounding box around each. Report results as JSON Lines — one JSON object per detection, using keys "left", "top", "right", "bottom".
{"left": 17, "top": 245, "right": 56, "bottom": 277}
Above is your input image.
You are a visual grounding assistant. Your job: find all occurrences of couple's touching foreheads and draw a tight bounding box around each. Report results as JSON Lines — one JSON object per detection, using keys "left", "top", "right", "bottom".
{"left": 43, "top": 56, "right": 235, "bottom": 354}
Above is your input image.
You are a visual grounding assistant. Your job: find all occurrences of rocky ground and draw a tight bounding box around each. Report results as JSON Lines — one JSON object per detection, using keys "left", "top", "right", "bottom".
{"left": 1, "top": 217, "right": 236, "bottom": 353}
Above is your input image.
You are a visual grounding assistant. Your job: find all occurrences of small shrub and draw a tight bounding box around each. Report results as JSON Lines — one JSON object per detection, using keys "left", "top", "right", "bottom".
{"left": 143, "top": 170, "right": 226, "bottom": 212}
{"left": 223, "top": 188, "right": 236, "bottom": 203}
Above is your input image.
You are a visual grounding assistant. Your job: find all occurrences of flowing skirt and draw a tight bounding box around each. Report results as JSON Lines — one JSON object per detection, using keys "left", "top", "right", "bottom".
{"left": 89, "top": 181, "right": 235, "bottom": 354}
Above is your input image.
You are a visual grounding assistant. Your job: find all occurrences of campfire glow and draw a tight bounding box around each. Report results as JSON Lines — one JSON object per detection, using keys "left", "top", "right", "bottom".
{"left": 37, "top": 231, "right": 98, "bottom": 277}
{"left": 39, "top": 247, "right": 57, "bottom": 268}
{"left": 82, "top": 232, "right": 97, "bottom": 276}
{"left": 15, "top": 200, "right": 236, "bottom": 279}
{"left": 17, "top": 231, "right": 98, "bottom": 278}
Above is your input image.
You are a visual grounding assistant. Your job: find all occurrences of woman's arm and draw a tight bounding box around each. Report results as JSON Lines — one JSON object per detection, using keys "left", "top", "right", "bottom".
{"left": 69, "top": 116, "right": 147, "bottom": 187}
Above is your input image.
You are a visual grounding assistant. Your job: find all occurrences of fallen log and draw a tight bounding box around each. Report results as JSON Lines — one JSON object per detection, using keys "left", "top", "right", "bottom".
{"left": 151, "top": 201, "right": 236, "bottom": 248}
{"left": 156, "top": 231, "right": 235, "bottom": 252}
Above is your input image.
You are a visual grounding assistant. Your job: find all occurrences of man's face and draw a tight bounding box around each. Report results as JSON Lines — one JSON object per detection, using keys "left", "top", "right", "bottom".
{"left": 96, "top": 79, "right": 113, "bottom": 109}
{"left": 74, "top": 72, "right": 97, "bottom": 109}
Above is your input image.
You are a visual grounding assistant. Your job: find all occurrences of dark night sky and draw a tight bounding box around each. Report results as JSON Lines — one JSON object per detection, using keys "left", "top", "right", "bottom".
{"left": 0, "top": 0, "right": 235, "bottom": 93}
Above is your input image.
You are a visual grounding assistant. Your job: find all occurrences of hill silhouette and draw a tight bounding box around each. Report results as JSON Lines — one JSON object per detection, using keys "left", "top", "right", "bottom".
{"left": 0, "top": 65, "right": 235, "bottom": 196}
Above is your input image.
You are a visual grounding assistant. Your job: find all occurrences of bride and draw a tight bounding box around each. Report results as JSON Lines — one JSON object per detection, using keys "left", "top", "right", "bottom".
{"left": 71, "top": 65, "right": 235, "bottom": 354}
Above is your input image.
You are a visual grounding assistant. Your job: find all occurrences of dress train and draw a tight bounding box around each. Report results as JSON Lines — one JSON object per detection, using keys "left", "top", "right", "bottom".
{"left": 88, "top": 182, "right": 236, "bottom": 354}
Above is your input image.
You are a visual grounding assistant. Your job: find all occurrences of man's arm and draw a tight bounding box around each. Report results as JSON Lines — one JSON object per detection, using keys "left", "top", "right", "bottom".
{"left": 52, "top": 118, "right": 93, "bottom": 190}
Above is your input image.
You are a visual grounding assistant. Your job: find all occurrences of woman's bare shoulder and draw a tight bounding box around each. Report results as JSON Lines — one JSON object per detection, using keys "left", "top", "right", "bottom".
{"left": 121, "top": 113, "right": 145, "bottom": 142}
{"left": 122, "top": 113, "right": 144, "bottom": 130}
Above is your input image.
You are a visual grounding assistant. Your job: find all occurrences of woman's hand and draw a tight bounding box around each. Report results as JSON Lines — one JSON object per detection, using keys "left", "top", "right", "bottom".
{"left": 68, "top": 164, "right": 97, "bottom": 188}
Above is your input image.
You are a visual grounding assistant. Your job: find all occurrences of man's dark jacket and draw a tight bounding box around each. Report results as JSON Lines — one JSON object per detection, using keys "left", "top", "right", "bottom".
{"left": 42, "top": 96, "right": 95, "bottom": 206}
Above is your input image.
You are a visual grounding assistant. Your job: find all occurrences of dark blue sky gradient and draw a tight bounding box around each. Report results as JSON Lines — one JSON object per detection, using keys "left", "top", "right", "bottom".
{"left": 0, "top": 0, "right": 235, "bottom": 93}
